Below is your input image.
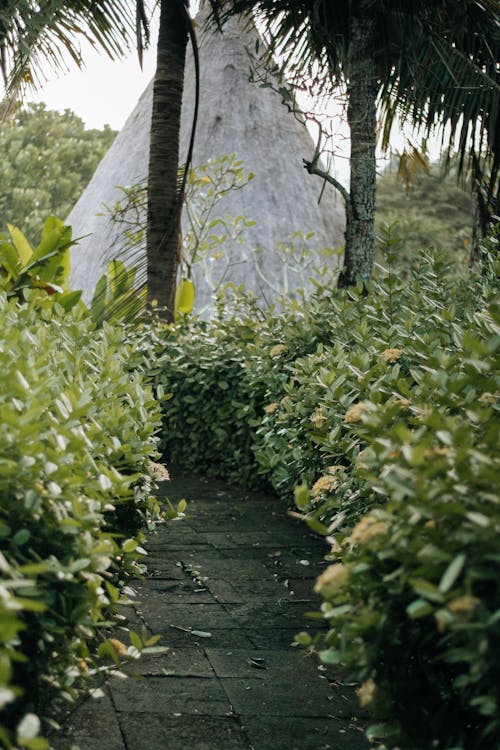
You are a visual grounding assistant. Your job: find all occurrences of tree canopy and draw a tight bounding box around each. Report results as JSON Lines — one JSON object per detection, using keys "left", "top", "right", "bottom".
{"left": 0, "top": 103, "right": 116, "bottom": 242}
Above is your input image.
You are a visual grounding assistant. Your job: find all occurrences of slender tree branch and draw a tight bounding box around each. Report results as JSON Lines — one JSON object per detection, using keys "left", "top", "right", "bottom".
{"left": 303, "top": 157, "right": 350, "bottom": 205}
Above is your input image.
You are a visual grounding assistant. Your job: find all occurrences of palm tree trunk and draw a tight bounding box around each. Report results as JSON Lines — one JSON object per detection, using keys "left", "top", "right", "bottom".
{"left": 339, "top": 1, "right": 377, "bottom": 288}
{"left": 147, "top": 0, "right": 189, "bottom": 319}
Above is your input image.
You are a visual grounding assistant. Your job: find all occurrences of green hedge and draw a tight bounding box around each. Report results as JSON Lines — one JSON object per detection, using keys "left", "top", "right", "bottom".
{"left": 148, "top": 247, "right": 499, "bottom": 749}
{"left": 0, "top": 293, "right": 165, "bottom": 749}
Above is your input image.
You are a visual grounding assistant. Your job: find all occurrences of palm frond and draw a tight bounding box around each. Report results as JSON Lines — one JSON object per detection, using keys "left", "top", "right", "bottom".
{"left": 0, "top": 0, "right": 142, "bottom": 97}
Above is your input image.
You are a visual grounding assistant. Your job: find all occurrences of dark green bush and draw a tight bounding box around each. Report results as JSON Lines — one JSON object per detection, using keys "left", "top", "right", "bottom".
{"left": 0, "top": 292, "right": 165, "bottom": 748}
{"left": 148, "top": 244, "right": 499, "bottom": 749}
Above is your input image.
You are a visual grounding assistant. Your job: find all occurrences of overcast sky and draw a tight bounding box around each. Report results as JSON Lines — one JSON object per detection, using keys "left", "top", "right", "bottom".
{"left": 30, "top": 39, "right": 157, "bottom": 131}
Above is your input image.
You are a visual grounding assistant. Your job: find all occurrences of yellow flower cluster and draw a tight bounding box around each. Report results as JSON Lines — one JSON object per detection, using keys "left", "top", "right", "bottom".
{"left": 381, "top": 348, "right": 403, "bottom": 363}
{"left": 314, "top": 563, "right": 350, "bottom": 594}
{"left": 356, "top": 678, "right": 377, "bottom": 707}
{"left": 264, "top": 402, "right": 279, "bottom": 414}
{"left": 479, "top": 391, "right": 500, "bottom": 404}
{"left": 344, "top": 401, "right": 371, "bottom": 423}
{"left": 343, "top": 514, "right": 389, "bottom": 548}
{"left": 149, "top": 461, "right": 170, "bottom": 481}
{"left": 310, "top": 406, "right": 327, "bottom": 428}
{"left": 447, "top": 595, "right": 480, "bottom": 614}
{"left": 311, "top": 473, "right": 340, "bottom": 499}
{"left": 270, "top": 344, "right": 288, "bottom": 358}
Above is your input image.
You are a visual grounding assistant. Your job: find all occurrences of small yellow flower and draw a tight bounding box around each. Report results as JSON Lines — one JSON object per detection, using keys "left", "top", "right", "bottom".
{"left": 311, "top": 474, "right": 340, "bottom": 499}
{"left": 448, "top": 596, "right": 480, "bottom": 614}
{"left": 314, "top": 563, "right": 350, "bottom": 594}
{"left": 344, "top": 401, "right": 372, "bottom": 423}
{"left": 343, "top": 514, "right": 389, "bottom": 547}
{"left": 108, "top": 638, "right": 128, "bottom": 656}
{"left": 356, "top": 678, "right": 377, "bottom": 707}
{"left": 264, "top": 402, "right": 279, "bottom": 414}
{"left": 270, "top": 344, "right": 288, "bottom": 358}
{"left": 479, "top": 391, "right": 500, "bottom": 404}
{"left": 77, "top": 659, "right": 89, "bottom": 673}
{"left": 326, "top": 465, "right": 344, "bottom": 475}
{"left": 310, "top": 406, "right": 327, "bottom": 428}
{"left": 381, "top": 348, "right": 403, "bottom": 363}
{"left": 434, "top": 447, "right": 452, "bottom": 456}
{"left": 389, "top": 449, "right": 401, "bottom": 460}
{"left": 425, "top": 519, "right": 437, "bottom": 529}
{"left": 149, "top": 461, "right": 170, "bottom": 481}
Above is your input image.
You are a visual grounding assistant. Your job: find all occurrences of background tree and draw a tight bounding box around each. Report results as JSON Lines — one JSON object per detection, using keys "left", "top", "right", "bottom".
{"left": 0, "top": 102, "right": 116, "bottom": 241}
{"left": 208, "top": 0, "right": 499, "bottom": 286}
{"left": 376, "top": 155, "right": 473, "bottom": 264}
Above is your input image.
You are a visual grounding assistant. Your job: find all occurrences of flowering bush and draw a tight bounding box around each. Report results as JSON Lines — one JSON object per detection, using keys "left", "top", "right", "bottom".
{"left": 149, "top": 244, "right": 499, "bottom": 748}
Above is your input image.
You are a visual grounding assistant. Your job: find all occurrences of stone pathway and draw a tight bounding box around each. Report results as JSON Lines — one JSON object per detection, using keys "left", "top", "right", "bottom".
{"left": 50, "top": 471, "right": 370, "bottom": 750}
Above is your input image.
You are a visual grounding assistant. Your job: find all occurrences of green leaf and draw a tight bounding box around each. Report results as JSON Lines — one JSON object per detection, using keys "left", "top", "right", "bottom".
{"left": 129, "top": 630, "right": 143, "bottom": 651}
{"left": 295, "top": 632, "right": 312, "bottom": 646}
{"left": 174, "top": 278, "right": 195, "bottom": 320}
{"left": 439, "top": 554, "right": 466, "bottom": 593}
{"left": 409, "top": 578, "right": 444, "bottom": 603}
{"left": 122, "top": 539, "right": 138, "bottom": 553}
{"left": 7, "top": 224, "right": 33, "bottom": 265}
{"left": 407, "top": 599, "right": 434, "bottom": 619}
{"left": 294, "top": 482, "right": 310, "bottom": 511}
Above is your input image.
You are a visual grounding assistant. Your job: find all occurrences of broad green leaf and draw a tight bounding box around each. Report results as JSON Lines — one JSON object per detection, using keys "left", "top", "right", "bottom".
{"left": 409, "top": 578, "right": 444, "bottom": 603}
{"left": 7, "top": 224, "right": 33, "bottom": 265}
{"left": 174, "top": 278, "right": 195, "bottom": 320}
{"left": 129, "top": 630, "right": 143, "bottom": 651}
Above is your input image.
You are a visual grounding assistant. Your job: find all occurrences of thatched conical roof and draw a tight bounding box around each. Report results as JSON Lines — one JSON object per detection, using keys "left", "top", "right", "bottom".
{"left": 68, "top": 12, "right": 344, "bottom": 308}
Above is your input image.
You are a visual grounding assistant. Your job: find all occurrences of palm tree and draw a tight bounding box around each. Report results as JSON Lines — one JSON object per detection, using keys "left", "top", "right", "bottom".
{"left": 207, "top": 0, "right": 499, "bottom": 286}
{"left": 0, "top": 0, "right": 197, "bottom": 320}
{"left": 146, "top": 0, "right": 199, "bottom": 319}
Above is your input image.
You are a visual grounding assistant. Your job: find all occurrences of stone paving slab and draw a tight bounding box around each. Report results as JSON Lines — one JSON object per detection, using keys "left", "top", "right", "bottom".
{"left": 49, "top": 470, "right": 370, "bottom": 750}
{"left": 109, "top": 674, "right": 233, "bottom": 715}
{"left": 117, "top": 713, "right": 250, "bottom": 750}
{"left": 241, "top": 716, "right": 369, "bottom": 750}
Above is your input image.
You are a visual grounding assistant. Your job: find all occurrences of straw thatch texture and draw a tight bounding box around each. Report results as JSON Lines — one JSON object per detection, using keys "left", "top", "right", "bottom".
{"left": 68, "top": 13, "right": 344, "bottom": 308}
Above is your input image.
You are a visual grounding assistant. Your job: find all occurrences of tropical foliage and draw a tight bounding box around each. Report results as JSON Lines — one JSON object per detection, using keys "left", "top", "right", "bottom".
{"left": 139, "top": 231, "right": 499, "bottom": 748}
{"left": 0, "top": 290, "right": 169, "bottom": 748}
{"left": 0, "top": 0, "right": 141, "bottom": 95}
{"left": 0, "top": 104, "right": 116, "bottom": 242}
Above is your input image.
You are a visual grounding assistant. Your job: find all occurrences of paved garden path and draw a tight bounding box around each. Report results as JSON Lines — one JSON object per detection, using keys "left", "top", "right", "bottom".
{"left": 50, "top": 471, "right": 369, "bottom": 750}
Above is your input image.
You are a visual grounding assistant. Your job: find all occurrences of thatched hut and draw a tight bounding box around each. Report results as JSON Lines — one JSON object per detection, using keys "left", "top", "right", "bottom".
{"left": 67, "top": 11, "right": 344, "bottom": 309}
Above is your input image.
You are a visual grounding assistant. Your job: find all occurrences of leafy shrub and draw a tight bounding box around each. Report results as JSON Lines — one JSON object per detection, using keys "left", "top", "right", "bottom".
{"left": 145, "top": 299, "right": 268, "bottom": 489}
{"left": 311, "top": 300, "right": 500, "bottom": 749}
{"left": 147, "top": 242, "right": 499, "bottom": 749}
{"left": 0, "top": 292, "right": 165, "bottom": 747}
{"left": 0, "top": 216, "right": 81, "bottom": 311}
